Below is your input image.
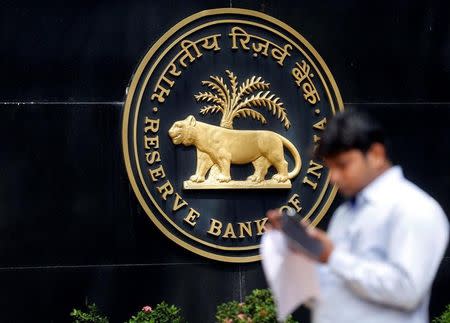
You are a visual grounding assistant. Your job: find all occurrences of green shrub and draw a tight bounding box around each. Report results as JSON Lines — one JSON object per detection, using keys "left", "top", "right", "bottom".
{"left": 216, "top": 288, "right": 299, "bottom": 323}
{"left": 70, "top": 302, "right": 109, "bottom": 323}
{"left": 433, "top": 304, "right": 450, "bottom": 323}
{"left": 126, "top": 301, "right": 185, "bottom": 323}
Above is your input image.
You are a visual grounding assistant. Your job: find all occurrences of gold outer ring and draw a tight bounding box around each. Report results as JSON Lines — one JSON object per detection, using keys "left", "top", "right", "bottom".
{"left": 122, "top": 8, "right": 344, "bottom": 263}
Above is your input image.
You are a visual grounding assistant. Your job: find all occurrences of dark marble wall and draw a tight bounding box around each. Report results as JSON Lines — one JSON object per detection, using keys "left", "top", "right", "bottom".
{"left": 0, "top": 0, "right": 449, "bottom": 322}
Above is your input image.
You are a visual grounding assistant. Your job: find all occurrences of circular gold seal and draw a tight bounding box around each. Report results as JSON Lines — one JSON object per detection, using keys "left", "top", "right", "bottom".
{"left": 122, "top": 8, "right": 344, "bottom": 262}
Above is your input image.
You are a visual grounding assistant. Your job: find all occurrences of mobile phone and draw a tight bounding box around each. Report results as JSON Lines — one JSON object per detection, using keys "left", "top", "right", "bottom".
{"left": 280, "top": 208, "right": 323, "bottom": 259}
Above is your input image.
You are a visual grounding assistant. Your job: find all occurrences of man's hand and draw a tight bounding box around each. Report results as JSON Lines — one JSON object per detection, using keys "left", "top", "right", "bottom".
{"left": 266, "top": 209, "right": 283, "bottom": 230}
{"left": 307, "top": 226, "right": 334, "bottom": 263}
{"left": 266, "top": 208, "right": 335, "bottom": 263}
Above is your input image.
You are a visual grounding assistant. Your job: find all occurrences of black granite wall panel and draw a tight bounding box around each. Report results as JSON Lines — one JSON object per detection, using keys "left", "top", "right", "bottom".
{"left": 0, "top": 0, "right": 449, "bottom": 322}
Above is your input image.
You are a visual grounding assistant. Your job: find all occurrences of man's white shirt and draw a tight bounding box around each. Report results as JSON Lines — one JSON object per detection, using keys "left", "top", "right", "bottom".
{"left": 313, "top": 166, "right": 449, "bottom": 323}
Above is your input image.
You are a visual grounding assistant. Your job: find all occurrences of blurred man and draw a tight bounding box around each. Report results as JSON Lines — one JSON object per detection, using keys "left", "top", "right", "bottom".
{"left": 267, "top": 111, "right": 448, "bottom": 323}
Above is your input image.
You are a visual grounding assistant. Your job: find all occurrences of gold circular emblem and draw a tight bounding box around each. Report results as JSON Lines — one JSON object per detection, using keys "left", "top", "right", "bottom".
{"left": 122, "top": 8, "right": 344, "bottom": 262}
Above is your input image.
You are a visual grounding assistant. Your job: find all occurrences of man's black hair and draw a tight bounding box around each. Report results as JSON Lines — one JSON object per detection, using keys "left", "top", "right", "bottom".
{"left": 316, "top": 110, "right": 387, "bottom": 158}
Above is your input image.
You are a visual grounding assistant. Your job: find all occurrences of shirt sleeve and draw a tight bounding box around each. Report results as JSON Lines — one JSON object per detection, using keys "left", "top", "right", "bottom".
{"left": 328, "top": 201, "right": 449, "bottom": 311}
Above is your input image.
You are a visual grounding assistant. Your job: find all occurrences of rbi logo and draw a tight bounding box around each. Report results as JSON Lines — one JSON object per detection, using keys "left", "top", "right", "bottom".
{"left": 122, "top": 8, "right": 343, "bottom": 262}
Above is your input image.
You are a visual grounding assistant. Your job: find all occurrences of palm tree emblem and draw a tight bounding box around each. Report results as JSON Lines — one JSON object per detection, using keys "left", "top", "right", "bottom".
{"left": 194, "top": 70, "right": 291, "bottom": 129}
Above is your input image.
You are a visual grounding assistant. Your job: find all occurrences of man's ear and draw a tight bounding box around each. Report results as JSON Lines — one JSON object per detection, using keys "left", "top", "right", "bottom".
{"left": 367, "top": 143, "right": 386, "bottom": 167}
{"left": 186, "top": 115, "right": 196, "bottom": 126}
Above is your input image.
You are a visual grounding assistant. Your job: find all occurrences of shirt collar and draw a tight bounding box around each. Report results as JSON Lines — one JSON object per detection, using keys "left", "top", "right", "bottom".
{"left": 356, "top": 166, "right": 404, "bottom": 205}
